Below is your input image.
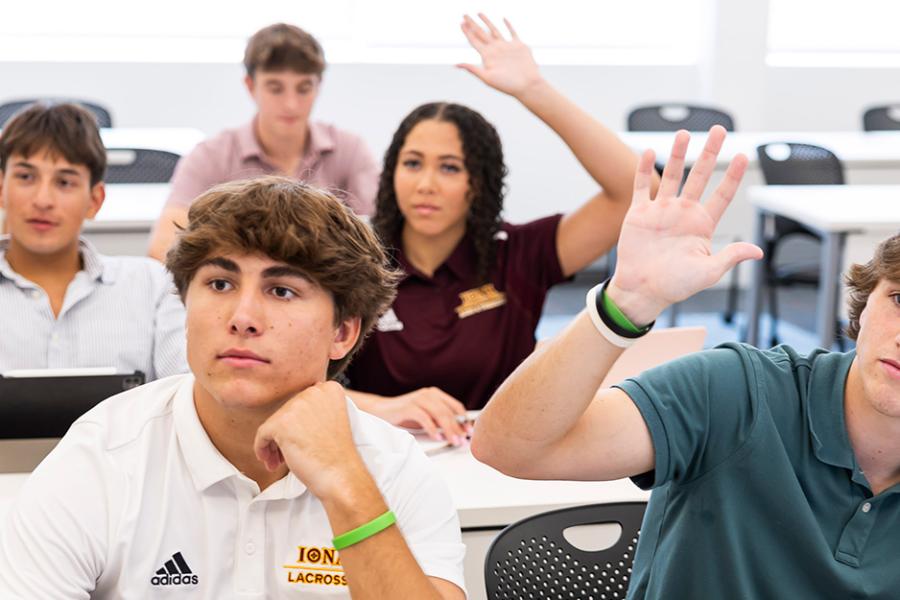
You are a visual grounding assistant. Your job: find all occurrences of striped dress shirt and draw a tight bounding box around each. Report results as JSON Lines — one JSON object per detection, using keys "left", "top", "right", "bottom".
{"left": 0, "top": 236, "right": 187, "bottom": 380}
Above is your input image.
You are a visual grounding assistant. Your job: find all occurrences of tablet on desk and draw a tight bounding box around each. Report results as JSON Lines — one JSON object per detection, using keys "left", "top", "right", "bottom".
{"left": 0, "top": 369, "right": 145, "bottom": 473}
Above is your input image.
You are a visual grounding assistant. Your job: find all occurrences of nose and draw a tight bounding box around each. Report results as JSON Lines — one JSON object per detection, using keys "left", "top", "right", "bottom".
{"left": 32, "top": 179, "right": 56, "bottom": 210}
{"left": 227, "top": 288, "right": 265, "bottom": 337}
{"left": 415, "top": 166, "right": 438, "bottom": 195}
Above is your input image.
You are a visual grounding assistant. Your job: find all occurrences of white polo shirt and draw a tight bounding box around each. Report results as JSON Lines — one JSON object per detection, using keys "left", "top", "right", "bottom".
{"left": 0, "top": 374, "right": 466, "bottom": 599}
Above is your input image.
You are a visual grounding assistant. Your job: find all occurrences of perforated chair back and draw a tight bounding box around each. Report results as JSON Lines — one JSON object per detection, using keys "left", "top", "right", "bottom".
{"left": 105, "top": 148, "right": 180, "bottom": 184}
{"left": 485, "top": 502, "right": 647, "bottom": 600}
{"left": 862, "top": 105, "right": 900, "bottom": 131}
{"left": 627, "top": 104, "right": 735, "bottom": 132}
{"left": 0, "top": 99, "right": 113, "bottom": 128}
{"left": 756, "top": 142, "right": 845, "bottom": 186}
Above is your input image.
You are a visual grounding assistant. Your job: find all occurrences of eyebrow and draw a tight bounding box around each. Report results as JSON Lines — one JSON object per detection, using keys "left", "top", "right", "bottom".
{"left": 399, "top": 149, "right": 464, "bottom": 161}
{"left": 11, "top": 160, "right": 82, "bottom": 178}
{"left": 198, "top": 257, "right": 310, "bottom": 282}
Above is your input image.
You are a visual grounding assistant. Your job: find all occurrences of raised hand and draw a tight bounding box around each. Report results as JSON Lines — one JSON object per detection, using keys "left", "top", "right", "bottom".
{"left": 457, "top": 13, "right": 542, "bottom": 98}
{"left": 608, "top": 126, "right": 763, "bottom": 325}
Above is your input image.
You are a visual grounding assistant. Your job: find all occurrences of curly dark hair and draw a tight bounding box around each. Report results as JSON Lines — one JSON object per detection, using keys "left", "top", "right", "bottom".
{"left": 372, "top": 102, "right": 507, "bottom": 282}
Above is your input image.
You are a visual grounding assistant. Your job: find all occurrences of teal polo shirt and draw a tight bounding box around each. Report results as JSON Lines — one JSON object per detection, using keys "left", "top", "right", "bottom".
{"left": 616, "top": 343, "right": 900, "bottom": 599}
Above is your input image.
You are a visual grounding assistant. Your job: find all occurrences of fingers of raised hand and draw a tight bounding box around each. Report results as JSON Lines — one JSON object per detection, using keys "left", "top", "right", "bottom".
{"left": 503, "top": 18, "right": 519, "bottom": 40}
{"left": 632, "top": 148, "right": 657, "bottom": 206}
{"left": 681, "top": 125, "right": 727, "bottom": 202}
{"left": 462, "top": 14, "right": 491, "bottom": 46}
{"left": 703, "top": 153, "right": 748, "bottom": 225}
{"left": 478, "top": 13, "right": 504, "bottom": 38}
{"left": 709, "top": 241, "right": 764, "bottom": 284}
{"left": 657, "top": 130, "right": 691, "bottom": 199}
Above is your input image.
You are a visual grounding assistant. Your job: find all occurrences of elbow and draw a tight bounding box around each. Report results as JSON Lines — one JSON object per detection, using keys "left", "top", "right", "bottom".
{"left": 470, "top": 426, "right": 533, "bottom": 479}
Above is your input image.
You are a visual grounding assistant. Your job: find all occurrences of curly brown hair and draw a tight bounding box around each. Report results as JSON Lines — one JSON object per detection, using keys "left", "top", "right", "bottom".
{"left": 166, "top": 176, "right": 400, "bottom": 377}
{"left": 845, "top": 233, "right": 900, "bottom": 340}
{"left": 372, "top": 102, "right": 507, "bottom": 282}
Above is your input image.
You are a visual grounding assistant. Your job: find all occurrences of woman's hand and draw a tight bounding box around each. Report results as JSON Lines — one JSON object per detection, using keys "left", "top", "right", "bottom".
{"left": 457, "top": 13, "right": 543, "bottom": 99}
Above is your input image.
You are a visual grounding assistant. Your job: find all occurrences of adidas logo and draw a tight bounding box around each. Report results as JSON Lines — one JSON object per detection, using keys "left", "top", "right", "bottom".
{"left": 150, "top": 551, "right": 199, "bottom": 586}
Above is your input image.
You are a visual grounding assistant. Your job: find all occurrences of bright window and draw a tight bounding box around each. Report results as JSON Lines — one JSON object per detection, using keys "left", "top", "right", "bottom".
{"left": 0, "top": 0, "right": 704, "bottom": 65}
{"left": 768, "top": 0, "right": 900, "bottom": 67}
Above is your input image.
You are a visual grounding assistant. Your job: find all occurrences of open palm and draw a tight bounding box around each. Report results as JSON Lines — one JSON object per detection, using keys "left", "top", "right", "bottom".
{"left": 612, "top": 127, "right": 763, "bottom": 322}
{"left": 457, "top": 14, "right": 542, "bottom": 97}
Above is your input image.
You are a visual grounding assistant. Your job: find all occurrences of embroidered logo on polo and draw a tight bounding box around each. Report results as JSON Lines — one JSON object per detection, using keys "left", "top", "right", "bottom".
{"left": 376, "top": 307, "right": 405, "bottom": 332}
{"left": 456, "top": 283, "right": 506, "bottom": 318}
{"left": 150, "top": 551, "right": 199, "bottom": 586}
{"left": 283, "top": 545, "right": 348, "bottom": 587}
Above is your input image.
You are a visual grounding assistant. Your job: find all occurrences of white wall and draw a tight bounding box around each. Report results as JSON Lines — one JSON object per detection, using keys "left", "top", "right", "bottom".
{"left": 2, "top": 2, "right": 900, "bottom": 225}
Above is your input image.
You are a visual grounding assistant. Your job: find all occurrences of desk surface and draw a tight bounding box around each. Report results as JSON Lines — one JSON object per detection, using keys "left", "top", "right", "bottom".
{"left": 0, "top": 443, "right": 647, "bottom": 531}
{"left": 622, "top": 130, "right": 900, "bottom": 167}
{"left": 747, "top": 184, "right": 900, "bottom": 232}
{"left": 84, "top": 183, "right": 169, "bottom": 232}
{"left": 99, "top": 127, "right": 204, "bottom": 156}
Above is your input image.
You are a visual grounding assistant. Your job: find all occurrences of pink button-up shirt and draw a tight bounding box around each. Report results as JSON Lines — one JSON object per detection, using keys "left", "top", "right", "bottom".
{"left": 165, "top": 119, "right": 378, "bottom": 215}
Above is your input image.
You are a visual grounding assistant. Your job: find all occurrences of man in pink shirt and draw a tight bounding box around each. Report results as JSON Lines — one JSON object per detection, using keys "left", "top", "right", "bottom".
{"left": 148, "top": 23, "right": 378, "bottom": 261}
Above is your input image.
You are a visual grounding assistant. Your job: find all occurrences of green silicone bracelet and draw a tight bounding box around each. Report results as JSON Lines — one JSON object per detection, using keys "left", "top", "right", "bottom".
{"left": 601, "top": 287, "right": 646, "bottom": 334}
{"left": 333, "top": 510, "right": 397, "bottom": 551}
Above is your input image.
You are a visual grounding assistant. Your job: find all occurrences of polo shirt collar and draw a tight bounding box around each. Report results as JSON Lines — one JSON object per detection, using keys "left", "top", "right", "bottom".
{"left": 807, "top": 350, "right": 857, "bottom": 471}
{"left": 237, "top": 118, "right": 335, "bottom": 164}
{"left": 0, "top": 235, "right": 111, "bottom": 286}
{"left": 395, "top": 233, "right": 478, "bottom": 282}
{"left": 172, "top": 375, "right": 309, "bottom": 498}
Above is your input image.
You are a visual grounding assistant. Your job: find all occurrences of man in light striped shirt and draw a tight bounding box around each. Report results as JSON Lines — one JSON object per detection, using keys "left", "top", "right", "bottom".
{"left": 0, "top": 103, "right": 187, "bottom": 380}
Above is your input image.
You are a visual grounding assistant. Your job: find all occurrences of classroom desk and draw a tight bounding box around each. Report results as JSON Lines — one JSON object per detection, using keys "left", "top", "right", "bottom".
{"left": 745, "top": 185, "right": 900, "bottom": 349}
{"left": 620, "top": 130, "right": 900, "bottom": 169}
{"left": 0, "top": 440, "right": 647, "bottom": 600}
{"left": 99, "top": 127, "right": 204, "bottom": 156}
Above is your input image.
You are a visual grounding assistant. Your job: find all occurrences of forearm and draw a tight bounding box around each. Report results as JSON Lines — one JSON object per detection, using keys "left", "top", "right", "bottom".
{"left": 472, "top": 311, "right": 623, "bottom": 475}
{"left": 321, "top": 469, "right": 446, "bottom": 600}
{"left": 514, "top": 78, "right": 646, "bottom": 202}
{"left": 345, "top": 389, "right": 385, "bottom": 414}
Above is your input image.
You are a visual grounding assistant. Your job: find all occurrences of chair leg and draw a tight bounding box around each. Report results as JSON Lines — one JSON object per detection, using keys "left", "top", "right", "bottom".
{"left": 723, "top": 253, "right": 740, "bottom": 324}
{"left": 768, "top": 281, "right": 780, "bottom": 347}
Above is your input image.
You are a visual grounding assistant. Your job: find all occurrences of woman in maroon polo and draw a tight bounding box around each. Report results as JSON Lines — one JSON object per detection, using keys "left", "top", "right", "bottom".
{"left": 346, "top": 14, "right": 657, "bottom": 441}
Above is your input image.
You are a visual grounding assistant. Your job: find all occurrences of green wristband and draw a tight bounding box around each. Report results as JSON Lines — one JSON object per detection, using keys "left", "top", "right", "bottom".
{"left": 332, "top": 510, "right": 397, "bottom": 551}
{"left": 601, "top": 287, "right": 645, "bottom": 334}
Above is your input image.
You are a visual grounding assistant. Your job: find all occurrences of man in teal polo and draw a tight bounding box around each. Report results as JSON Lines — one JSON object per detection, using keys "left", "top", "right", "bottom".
{"left": 472, "top": 125, "right": 900, "bottom": 599}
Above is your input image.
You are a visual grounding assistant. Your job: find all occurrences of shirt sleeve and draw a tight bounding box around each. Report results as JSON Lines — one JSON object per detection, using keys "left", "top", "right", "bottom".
{"left": 0, "top": 424, "right": 114, "bottom": 599}
{"left": 614, "top": 344, "right": 761, "bottom": 490}
{"left": 338, "top": 136, "right": 379, "bottom": 217}
{"left": 151, "top": 268, "right": 188, "bottom": 380}
{"left": 164, "top": 142, "right": 221, "bottom": 210}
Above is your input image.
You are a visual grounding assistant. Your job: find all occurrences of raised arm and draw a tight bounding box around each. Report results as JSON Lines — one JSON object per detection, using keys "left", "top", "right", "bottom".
{"left": 470, "top": 126, "right": 762, "bottom": 481}
{"left": 458, "top": 14, "right": 658, "bottom": 276}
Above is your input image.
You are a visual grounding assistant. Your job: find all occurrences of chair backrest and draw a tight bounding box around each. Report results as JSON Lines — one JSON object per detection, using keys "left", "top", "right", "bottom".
{"left": 756, "top": 142, "right": 845, "bottom": 186}
{"left": 105, "top": 148, "right": 180, "bottom": 184}
{"left": 0, "top": 98, "right": 113, "bottom": 128}
{"left": 485, "top": 502, "right": 647, "bottom": 600}
{"left": 862, "top": 105, "right": 900, "bottom": 131}
{"left": 627, "top": 104, "right": 735, "bottom": 132}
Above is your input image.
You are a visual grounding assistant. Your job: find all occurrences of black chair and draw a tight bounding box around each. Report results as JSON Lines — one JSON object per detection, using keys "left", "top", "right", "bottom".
{"left": 485, "top": 502, "right": 647, "bottom": 600}
{"left": 0, "top": 99, "right": 113, "bottom": 128}
{"left": 105, "top": 148, "right": 180, "bottom": 184}
{"left": 733, "top": 142, "right": 846, "bottom": 347}
{"left": 627, "top": 104, "right": 735, "bottom": 133}
{"left": 862, "top": 105, "right": 900, "bottom": 131}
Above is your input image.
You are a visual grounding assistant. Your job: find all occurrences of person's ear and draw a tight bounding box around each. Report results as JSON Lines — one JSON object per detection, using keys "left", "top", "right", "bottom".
{"left": 329, "top": 316, "right": 361, "bottom": 361}
{"left": 0, "top": 170, "right": 5, "bottom": 210}
{"left": 85, "top": 181, "right": 106, "bottom": 219}
{"left": 244, "top": 74, "right": 256, "bottom": 97}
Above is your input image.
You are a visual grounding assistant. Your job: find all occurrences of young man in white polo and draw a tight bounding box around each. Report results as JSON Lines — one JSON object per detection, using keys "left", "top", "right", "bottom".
{"left": 0, "top": 102, "right": 186, "bottom": 380}
{"left": 0, "top": 177, "right": 465, "bottom": 599}
{"left": 473, "top": 126, "right": 900, "bottom": 598}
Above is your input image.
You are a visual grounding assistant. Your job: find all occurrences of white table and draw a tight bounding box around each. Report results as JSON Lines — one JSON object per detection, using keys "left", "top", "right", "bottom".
{"left": 99, "top": 127, "right": 204, "bottom": 156}
{"left": 621, "top": 130, "right": 900, "bottom": 169}
{"left": 745, "top": 185, "right": 900, "bottom": 349}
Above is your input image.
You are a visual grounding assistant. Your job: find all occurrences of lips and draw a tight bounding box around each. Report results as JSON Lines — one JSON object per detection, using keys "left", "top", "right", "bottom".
{"left": 217, "top": 348, "right": 270, "bottom": 367}
{"left": 412, "top": 204, "right": 440, "bottom": 215}
{"left": 879, "top": 358, "right": 900, "bottom": 380}
{"left": 26, "top": 218, "right": 58, "bottom": 231}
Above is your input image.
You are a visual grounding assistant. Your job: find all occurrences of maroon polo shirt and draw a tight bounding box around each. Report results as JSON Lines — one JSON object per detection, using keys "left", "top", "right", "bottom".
{"left": 347, "top": 214, "right": 566, "bottom": 409}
